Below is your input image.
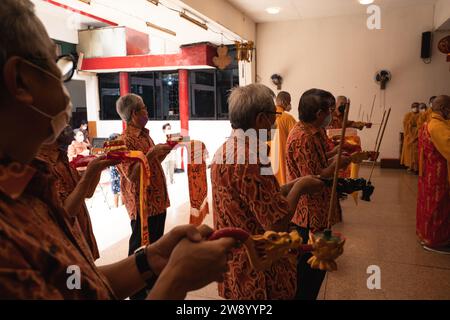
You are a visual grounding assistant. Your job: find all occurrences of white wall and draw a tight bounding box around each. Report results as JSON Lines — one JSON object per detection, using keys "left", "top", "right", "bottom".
{"left": 435, "top": 0, "right": 450, "bottom": 29}
{"left": 257, "top": 4, "right": 450, "bottom": 159}
{"left": 96, "top": 120, "right": 232, "bottom": 162}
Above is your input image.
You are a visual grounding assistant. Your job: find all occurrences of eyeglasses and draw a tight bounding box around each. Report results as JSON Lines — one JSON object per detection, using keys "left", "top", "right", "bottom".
{"left": 24, "top": 54, "right": 76, "bottom": 83}
{"left": 56, "top": 54, "right": 76, "bottom": 82}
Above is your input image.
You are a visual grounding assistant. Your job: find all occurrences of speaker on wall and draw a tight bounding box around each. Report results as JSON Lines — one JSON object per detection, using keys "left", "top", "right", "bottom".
{"left": 421, "top": 31, "right": 432, "bottom": 60}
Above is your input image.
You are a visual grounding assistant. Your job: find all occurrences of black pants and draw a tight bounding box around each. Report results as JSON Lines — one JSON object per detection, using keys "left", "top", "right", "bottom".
{"left": 292, "top": 225, "right": 327, "bottom": 300}
{"left": 128, "top": 211, "right": 167, "bottom": 300}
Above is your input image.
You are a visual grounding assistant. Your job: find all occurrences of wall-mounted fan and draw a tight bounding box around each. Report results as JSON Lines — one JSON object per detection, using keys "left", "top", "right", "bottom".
{"left": 271, "top": 74, "right": 283, "bottom": 90}
{"left": 374, "top": 70, "right": 392, "bottom": 90}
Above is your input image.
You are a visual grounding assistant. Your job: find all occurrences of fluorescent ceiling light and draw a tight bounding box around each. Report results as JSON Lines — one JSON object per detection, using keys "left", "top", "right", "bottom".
{"left": 359, "top": 0, "right": 374, "bottom": 4}
{"left": 266, "top": 7, "right": 281, "bottom": 14}
{"left": 146, "top": 22, "right": 176, "bottom": 36}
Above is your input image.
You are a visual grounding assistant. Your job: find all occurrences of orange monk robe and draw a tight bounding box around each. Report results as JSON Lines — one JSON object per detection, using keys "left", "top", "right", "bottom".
{"left": 409, "top": 112, "right": 421, "bottom": 171}
{"left": 270, "top": 106, "right": 297, "bottom": 185}
{"left": 401, "top": 112, "right": 414, "bottom": 168}
{"left": 417, "top": 109, "right": 433, "bottom": 131}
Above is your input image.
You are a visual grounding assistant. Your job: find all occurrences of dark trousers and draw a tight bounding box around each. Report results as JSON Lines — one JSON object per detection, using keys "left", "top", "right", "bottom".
{"left": 292, "top": 224, "right": 327, "bottom": 300}
{"left": 128, "top": 211, "right": 167, "bottom": 300}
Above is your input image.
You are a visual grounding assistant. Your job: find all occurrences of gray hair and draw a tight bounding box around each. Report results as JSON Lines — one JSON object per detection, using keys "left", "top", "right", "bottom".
{"left": 116, "top": 93, "right": 143, "bottom": 123}
{"left": 228, "top": 84, "right": 275, "bottom": 130}
{"left": 0, "top": 0, "right": 54, "bottom": 79}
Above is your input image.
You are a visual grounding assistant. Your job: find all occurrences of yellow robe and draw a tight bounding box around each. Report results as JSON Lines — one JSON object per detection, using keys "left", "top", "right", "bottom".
{"left": 428, "top": 113, "right": 450, "bottom": 183}
{"left": 401, "top": 112, "right": 419, "bottom": 169}
{"left": 409, "top": 112, "right": 420, "bottom": 171}
{"left": 270, "top": 106, "right": 297, "bottom": 185}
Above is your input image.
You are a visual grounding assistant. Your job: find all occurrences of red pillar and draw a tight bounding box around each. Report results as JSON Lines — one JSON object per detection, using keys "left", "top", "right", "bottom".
{"left": 119, "top": 72, "right": 130, "bottom": 132}
{"left": 179, "top": 69, "right": 189, "bottom": 170}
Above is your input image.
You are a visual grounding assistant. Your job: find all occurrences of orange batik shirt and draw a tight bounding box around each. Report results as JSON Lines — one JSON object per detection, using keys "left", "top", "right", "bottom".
{"left": 211, "top": 131, "right": 296, "bottom": 300}
{"left": 118, "top": 125, "right": 170, "bottom": 220}
{"left": 286, "top": 121, "right": 341, "bottom": 232}
{"left": 0, "top": 159, "right": 115, "bottom": 299}
{"left": 36, "top": 143, "right": 99, "bottom": 261}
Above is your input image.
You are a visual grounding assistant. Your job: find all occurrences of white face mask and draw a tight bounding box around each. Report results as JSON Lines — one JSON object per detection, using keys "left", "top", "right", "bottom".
{"left": 22, "top": 60, "right": 72, "bottom": 145}
{"left": 321, "top": 113, "right": 332, "bottom": 128}
{"left": 28, "top": 99, "right": 72, "bottom": 145}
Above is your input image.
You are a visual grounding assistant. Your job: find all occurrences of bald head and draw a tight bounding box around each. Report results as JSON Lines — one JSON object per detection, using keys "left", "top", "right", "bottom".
{"left": 276, "top": 91, "right": 292, "bottom": 111}
{"left": 432, "top": 95, "right": 450, "bottom": 120}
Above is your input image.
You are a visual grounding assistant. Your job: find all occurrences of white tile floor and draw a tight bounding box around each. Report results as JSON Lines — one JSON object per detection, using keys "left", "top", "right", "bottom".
{"left": 92, "top": 166, "right": 450, "bottom": 300}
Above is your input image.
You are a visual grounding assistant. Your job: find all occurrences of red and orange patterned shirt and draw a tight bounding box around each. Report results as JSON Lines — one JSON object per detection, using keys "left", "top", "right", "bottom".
{"left": 0, "top": 159, "right": 115, "bottom": 299}
{"left": 211, "top": 131, "right": 296, "bottom": 300}
{"left": 286, "top": 121, "right": 341, "bottom": 232}
{"left": 118, "top": 125, "right": 170, "bottom": 220}
{"left": 35, "top": 143, "right": 99, "bottom": 261}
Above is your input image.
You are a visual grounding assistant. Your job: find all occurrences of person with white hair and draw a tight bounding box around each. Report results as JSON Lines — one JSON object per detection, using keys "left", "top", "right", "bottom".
{"left": 211, "top": 83, "right": 325, "bottom": 300}
{"left": 0, "top": 0, "right": 235, "bottom": 300}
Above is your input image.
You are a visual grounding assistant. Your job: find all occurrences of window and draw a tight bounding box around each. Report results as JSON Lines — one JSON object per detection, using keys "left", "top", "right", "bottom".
{"left": 98, "top": 73, "right": 121, "bottom": 120}
{"left": 191, "top": 70, "right": 216, "bottom": 119}
{"left": 130, "top": 72, "right": 157, "bottom": 119}
{"left": 189, "top": 45, "right": 239, "bottom": 120}
{"left": 161, "top": 73, "right": 179, "bottom": 120}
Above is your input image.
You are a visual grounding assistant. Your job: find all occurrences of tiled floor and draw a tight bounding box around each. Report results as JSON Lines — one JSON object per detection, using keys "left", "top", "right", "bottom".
{"left": 93, "top": 166, "right": 450, "bottom": 300}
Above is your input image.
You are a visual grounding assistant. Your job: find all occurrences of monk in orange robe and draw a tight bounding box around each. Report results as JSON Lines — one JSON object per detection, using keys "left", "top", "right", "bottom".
{"left": 270, "top": 91, "right": 297, "bottom": 185}
{"left": 417, "top": 95, "right": 450, "bottom": 252}
{"left": 401, "top": 102, "right": 420, "bottom": 170}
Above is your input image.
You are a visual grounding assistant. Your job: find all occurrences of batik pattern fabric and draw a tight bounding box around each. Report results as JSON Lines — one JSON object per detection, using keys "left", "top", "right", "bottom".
{"left": 211, "top": 131, "right": 296, "bottom": 300}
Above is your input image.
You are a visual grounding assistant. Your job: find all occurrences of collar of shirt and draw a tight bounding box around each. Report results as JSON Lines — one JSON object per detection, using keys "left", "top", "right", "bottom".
{"left": 126, "top": 124, "right": 150, "bottom": 138}
{"left": 276, "top": 106, "right": 285, "bottom": 113}
{"left": 431, "top": 112, "right": 447, "bottom": 123}
{"left": 0, "top": 159, "right": 36, "bottom": 200}
{"left": 298, "top": 120, "right": 321, "bottom": 136}
{"left": 35, "top": 143, "right": 61, "bottom": 165}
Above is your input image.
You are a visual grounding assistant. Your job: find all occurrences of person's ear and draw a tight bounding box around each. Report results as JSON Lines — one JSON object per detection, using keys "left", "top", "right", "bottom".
{"left": 3, "top": 57, "right": 34, "bottom": 106}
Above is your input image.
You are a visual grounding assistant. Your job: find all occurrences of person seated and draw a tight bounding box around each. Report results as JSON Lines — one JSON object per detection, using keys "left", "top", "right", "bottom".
{"left": 286, "top": 89, "right": 351, "bottom": 300}
{"left": 0, "top": 0, "right": 235, "bottom": 300}
{"left": 211, "top": 84, "right": 325, "bottom": 300}
{"left": 68, "top": 129, "right": 90, "bottom": 162}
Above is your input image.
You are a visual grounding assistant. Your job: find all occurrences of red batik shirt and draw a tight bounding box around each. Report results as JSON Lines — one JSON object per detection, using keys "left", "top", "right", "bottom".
{"left": 286, "top": 121, "right": 341, "bottom": 231}
{"left": 0, "top": 159, "right": 115, "bottom": 299}
{"left": 211, "top": 131, "right": 296, "bottom": 300}
{"left": 35, "top": 143, "right": 100, "bottom": 261}
{"left": 118, "top": 125, "right": 170, "bottom": 220}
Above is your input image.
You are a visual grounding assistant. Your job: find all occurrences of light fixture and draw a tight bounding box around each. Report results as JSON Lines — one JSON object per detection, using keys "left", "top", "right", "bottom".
{"left": 78, "top": 0, "right": 91, "bottom": 4}
{"left": 180, "top": 11, "right": 208, "bottom": 30}
{"left": 147, "top": 0, "right": 159, "bottom": 5}
{"left": 146, "top": 22, "right": 176, "bottom": 36}
{"left": 359, "top": 0, "right": 374, "bottom": 4}
{"left": 265, "top": 7, "right": 281, "bottom": 15}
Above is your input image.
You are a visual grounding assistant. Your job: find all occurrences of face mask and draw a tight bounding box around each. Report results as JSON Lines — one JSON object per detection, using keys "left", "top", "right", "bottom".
{"left": 75, "top": 134, "right": 85, "bottom": 143}
{"left": 321, "top": 113, "right": 332, "bottom": 128}
{"left": 22, "top": 60, "right": 72, "bottom": 144}
{"left": 338, "top": 104, "right": 346, "bottom": 114}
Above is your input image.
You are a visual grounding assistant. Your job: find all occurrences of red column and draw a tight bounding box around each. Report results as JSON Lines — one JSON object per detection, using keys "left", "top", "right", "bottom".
{"left": 119, "top": 72, "right": 130, "bottom": 132}
{"left": 179, "top": 69, "right": 189, "bottom": 170}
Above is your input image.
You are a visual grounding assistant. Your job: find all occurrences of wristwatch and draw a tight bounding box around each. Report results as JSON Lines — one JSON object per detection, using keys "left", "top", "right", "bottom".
{"left": 134, "top": 246, "right": 157, "bottom": 286}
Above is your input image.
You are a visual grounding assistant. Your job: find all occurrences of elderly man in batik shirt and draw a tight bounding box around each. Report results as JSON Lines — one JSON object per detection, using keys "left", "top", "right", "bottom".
{"left": 211, "top": 84, "right": 325, "bottom": 300}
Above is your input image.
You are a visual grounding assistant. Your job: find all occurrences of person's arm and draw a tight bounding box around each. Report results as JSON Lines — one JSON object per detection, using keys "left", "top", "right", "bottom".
{"left": 98, "top": 225, "right": 235, "bottom": 300}
{"left": 67, "top": 143, "right": 76, "bottom": 162}
{"left": 274, "top": 176, "right": 325, "bottom": 231}
{"left": 64, "top": 157, "right": 119, "bottom": 216}
{"left": 321, "top": 155, "right": 351, "bottom": 178}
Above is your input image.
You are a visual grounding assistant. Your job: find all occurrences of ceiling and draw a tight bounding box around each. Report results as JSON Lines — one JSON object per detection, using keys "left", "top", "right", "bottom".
{"left": 33, "top": 0, "right": 243, "bottom": 50}
{"left": 227, "top": 0, "right": 438, "bottom": 23}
